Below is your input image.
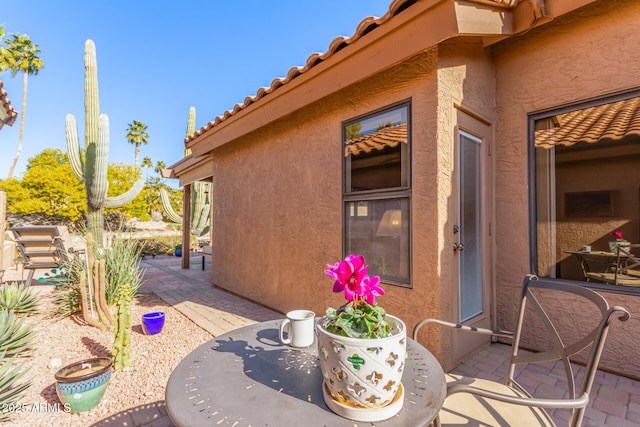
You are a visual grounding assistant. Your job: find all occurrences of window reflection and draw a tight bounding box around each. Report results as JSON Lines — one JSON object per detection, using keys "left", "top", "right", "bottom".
{"left": 343, "top": 102, "right": 411, "bottom": 286}
{"left": 534, "top": 95, "right": 640, "bottom": 282}
{"left": 344, "top": 106, "right": 408, "bottom": 192}
{"left": 345, "top": 198, "right": 410, "bottom": 284}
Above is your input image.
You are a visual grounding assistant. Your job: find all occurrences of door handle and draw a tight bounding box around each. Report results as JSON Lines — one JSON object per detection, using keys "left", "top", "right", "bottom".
{"left": 453, "top": 242, "right": 464, "bottom": 252}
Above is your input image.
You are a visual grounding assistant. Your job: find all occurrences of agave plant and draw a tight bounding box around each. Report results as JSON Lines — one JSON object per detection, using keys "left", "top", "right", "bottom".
{"left": 0, "top": 283, "right": 39, "bottom": 315}
{"left": 0, "top": 351, "right": 31, "bottom": 422}
{"left": 0, "top": 310, "right": 35, "bottom": 357}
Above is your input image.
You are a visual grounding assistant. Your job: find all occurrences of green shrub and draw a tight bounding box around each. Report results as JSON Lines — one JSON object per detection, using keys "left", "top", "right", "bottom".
{"left": 100, "top": 236, "right": 145, "bottom": 305}
{"left": 0, "top": 283, "right": 39, "bottom": 315}
{"left": 133, "top": 235, "right": 182, "bottom": 256}
{"left": 0, "top": 352, "right": 31, "bottom": 422}
{"left": 0, "top": 310, "right": 34, "bottom": 358}
{"left": 49, "top": 233, "right": 146, "bottom": 317}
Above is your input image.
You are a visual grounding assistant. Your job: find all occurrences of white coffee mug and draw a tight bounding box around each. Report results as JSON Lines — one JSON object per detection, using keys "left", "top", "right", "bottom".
{"left": 279, "top": 310, "right": 315, "bottom": 347}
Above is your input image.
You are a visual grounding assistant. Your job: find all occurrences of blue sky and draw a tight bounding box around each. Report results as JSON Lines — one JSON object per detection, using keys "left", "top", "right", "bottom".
{"left": 1, "top": 1, "right": 392, "bottom": 184}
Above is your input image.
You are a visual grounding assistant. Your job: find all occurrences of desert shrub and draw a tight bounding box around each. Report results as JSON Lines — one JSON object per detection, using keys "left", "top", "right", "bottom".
{"left": 133, "top": 235, "right": 182, "bottom": 256}
{"left": 49, "top": 234, "right": 145, "bottom": 317}
{"left": 0, "top": 284, "right": 38, "bottom": 315}
{"left": 101, "top": 236, "right": 145, "bottom": 305}
{"left": 0, "top": 310, "right": 34, "bottom": 358}
{"left": 0, "top": 351, "right": 32, "bottom": 422}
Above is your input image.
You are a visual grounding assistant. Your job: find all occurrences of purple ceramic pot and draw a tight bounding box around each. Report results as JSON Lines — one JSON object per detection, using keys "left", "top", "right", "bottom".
{"left": 142, "top": 311, "right": 166, "bottom": 335}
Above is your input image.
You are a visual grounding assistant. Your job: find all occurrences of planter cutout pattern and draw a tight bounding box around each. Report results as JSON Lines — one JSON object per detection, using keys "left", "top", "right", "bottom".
{"left": 316, "top": 315, "right": 406, "bottom": 422}
{"left": 142, "top": 311, "right": 166, "bottom": 335}
{"left": 54, "top": 357, "right": 112, "bottom": 413}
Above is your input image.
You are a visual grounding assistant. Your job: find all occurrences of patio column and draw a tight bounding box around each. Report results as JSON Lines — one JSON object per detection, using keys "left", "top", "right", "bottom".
{"left": 182, "top": 183, "right": 191, "bottom": 269}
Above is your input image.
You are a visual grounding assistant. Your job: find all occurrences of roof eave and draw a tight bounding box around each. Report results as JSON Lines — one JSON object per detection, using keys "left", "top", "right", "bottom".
{"left": 166, "top": 154, "right": 213, "bottom": 187}
{"left": 185, "top": 0, "right": 585, "bottom": 159}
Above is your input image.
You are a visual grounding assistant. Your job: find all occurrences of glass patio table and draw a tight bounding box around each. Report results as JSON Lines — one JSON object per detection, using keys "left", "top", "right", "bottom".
{"left": 165, "top": 319, "right": 446, "bottom": 426}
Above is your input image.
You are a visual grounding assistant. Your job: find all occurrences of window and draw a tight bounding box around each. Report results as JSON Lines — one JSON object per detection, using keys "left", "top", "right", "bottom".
{"left": 343, "top": 101, "right": 411, "bottom": 287}
{"left": 530, "top": 91, "right": 640, "bottom": 292}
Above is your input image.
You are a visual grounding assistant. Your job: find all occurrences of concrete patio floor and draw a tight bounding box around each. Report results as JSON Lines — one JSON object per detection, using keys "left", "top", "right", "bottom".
{"left": 4, "top": 254, "right": 639, "bottom": 426}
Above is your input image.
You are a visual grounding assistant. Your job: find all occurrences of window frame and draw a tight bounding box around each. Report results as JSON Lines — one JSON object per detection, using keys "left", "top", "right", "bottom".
{"left": 528, "top": 87, "right": 640, "bottom": 296}
{"left": 342, "top": 99, "right": 412, "bottom": 288}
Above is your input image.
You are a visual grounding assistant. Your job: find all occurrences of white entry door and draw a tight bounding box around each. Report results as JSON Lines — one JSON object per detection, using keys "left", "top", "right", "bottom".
{"left": 452, "top": 110, "right": 494, "bottom": 363}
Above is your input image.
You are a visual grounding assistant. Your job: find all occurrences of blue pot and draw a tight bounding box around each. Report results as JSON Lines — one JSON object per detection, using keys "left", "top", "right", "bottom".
{"left": 55, "top": 357, "right": 112, "bottom": 413}
{"left": 142, "top": 311, "right": 166, "bottom": 335}
{"left": 174, "top": 248, "right": 182, "bottom": 257}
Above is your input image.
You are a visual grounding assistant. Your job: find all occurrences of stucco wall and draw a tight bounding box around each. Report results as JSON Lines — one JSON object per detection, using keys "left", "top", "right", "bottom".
{"left": 493, "top": 0, "right": 640, "bottom": 378}
{"left": 432, "top": 42, "right": 496, "bottom": 370}
{"left": 211, "top": 50, "right": 451, "bottom": 356}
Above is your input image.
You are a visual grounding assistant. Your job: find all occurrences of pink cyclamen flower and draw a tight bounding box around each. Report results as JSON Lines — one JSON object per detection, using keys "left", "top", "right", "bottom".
{"left": 363, "top": 275, "right": 385, "bottom": 305}
{"left": 611, "top": 230, "right": 624, "bottom": 240}
{"left": 325, "top": 254, "right": 367, "bottom": 301}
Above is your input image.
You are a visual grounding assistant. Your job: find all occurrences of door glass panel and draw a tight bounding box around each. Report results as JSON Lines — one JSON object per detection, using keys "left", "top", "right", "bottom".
{"left": 460, "top": 130, "right": 483, "bottom": 322}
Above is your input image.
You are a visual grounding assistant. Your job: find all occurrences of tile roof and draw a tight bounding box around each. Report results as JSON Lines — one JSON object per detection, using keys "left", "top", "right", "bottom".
{"left": 0, "top": 80, "right": 18, "bottom": 128}
{"left": 535, "top": 96, "right": 640, "bottom": 148}
{"left": 186, "top": 0, "right": 418, "bottom": 144}
{"left": 186, "top": 0, "right": 523, "bottom": 145}
{"left": 345, "top": 122, "right": 407, "bottom": 157}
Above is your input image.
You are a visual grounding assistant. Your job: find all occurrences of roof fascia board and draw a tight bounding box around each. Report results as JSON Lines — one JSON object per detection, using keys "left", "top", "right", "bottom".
{"left": 188, "top": 0, "right": 460, "bottom": 157}
{"left": 165, "top": 154, "right": 213, "bottom": 185}
{"left": 543, "top": 0, "right": 599, "bottom": 17}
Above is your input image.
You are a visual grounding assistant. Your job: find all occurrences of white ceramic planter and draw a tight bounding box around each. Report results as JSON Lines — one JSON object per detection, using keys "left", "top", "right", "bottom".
{"left": 316, "top": 315, "right": 406, "bottom": 421}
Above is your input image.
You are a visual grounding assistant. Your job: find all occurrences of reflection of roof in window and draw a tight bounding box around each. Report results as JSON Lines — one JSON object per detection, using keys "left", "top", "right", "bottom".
{"left": 535, "top": 97, "right": 640, "bottom": 148}
{"left": 0, "top": 81, "right": 18, "bottom": 129}
{"left": 345, "top": 123, "right": 407, "bottom": 157}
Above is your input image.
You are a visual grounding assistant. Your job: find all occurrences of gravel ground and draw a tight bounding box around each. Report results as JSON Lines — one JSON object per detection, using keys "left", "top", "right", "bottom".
{"left": 5, "top": 291, "right": 213, "bottom": 427}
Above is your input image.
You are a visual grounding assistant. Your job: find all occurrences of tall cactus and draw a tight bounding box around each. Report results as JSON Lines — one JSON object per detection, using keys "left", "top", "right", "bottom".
{"left": 160, "top": 106, "right": 211, "bottom": 237}
{"left": 66, "top": 40, "right": 144, "bottom": 244}
{"left": 112, "top": 284, "right": 132, "bottom": 371}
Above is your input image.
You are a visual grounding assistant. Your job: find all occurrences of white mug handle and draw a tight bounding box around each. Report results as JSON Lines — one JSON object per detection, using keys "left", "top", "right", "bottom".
{"left": 279, "top": 319, "right": 291, "bottom": 344}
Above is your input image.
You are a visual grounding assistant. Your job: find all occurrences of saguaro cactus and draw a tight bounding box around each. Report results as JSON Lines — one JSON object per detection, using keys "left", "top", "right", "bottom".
{"left": 160, "top": 107, "right": 211, "bottom": 236}
{"left": 77, "top": 233, "right": 114, "bottom": 331}
{"left": 66, "top": 40, "right": 144, "bottom": 244}
{"left": 112, "top": 284, "right": 132, "bottom": 370}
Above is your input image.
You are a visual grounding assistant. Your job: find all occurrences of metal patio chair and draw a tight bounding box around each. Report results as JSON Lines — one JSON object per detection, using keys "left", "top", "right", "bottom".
{"left": 413, "top": 274, "right": 630, "bottom": 427}
{"left": 10, "top": 225, "right": 70, "bottom": 286}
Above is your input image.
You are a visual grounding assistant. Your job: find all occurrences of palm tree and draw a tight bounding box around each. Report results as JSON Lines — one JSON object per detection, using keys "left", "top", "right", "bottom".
{"left": 5, "top": 33, "right": 44, "bottom": 179}
{"left": 141, "top": 156, "right": 152, "bottom": 181}
{"left": 0, "top": 26, "right": 11, "bottom": 72}
{"left": 126, "top": 120, "right": 149, "bottom": 169}
{"left": 154, "top": 160, "right": 166, "bottom": 176}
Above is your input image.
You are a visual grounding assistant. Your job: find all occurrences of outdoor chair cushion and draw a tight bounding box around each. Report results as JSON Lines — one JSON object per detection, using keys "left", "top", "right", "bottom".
{"left": 439, "top": 374, "right": 554, "bottom": 427}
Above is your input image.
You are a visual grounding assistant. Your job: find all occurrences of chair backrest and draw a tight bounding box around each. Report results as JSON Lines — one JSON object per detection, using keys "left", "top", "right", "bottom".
{"left": 507, "top": 274, "right": 629, "bottom": 427}
{"left": 10, "top": 225, "right": 70, "bottom": 268}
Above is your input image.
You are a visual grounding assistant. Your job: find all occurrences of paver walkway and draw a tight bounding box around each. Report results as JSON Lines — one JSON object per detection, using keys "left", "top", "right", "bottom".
{"left": 4, "top": 254, "right": 638, "bottom": 426}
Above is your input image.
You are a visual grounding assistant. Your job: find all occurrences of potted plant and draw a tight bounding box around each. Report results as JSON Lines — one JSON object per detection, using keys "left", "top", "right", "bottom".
{"left": 316, "top": 254, "right": 406, "bottom": 422}
{"left": 54, "top": 357, "right": 112, "bottom": 413}
{"left": 174, "top": 244, "right": 182, "bottom": 257}
{"left": 609, "top": 230, "right": 630, "bottom": 253}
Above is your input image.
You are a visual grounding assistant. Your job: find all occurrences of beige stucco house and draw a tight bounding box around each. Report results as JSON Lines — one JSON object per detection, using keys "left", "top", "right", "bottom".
{"left": 168, "top": 0, "right": 640, "bottom": 379}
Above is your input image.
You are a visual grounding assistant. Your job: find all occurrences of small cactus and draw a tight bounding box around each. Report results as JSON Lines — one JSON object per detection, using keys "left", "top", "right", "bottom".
{"left": 66, "top": 40, "right": 144, "bottom": 244}
{"left": 160, "top": 106, "right": 211, "bottom": 237}
{"left": 112, "top": 284, "right": 132, "bottom": 371}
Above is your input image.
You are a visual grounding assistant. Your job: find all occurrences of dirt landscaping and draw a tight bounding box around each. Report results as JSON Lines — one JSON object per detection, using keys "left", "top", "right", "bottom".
{"left": 7, "top": 290, "right": 212, "bottom": 426}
